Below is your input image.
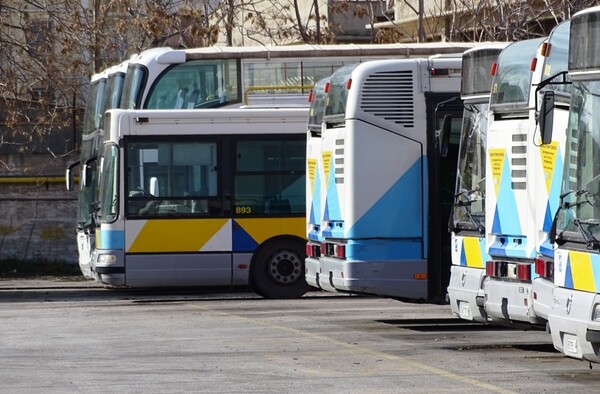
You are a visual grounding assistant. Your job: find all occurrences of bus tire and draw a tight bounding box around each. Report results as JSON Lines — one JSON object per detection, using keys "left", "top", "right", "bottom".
{"left": 251, "top": 238, "right": 309, "bottom": 299}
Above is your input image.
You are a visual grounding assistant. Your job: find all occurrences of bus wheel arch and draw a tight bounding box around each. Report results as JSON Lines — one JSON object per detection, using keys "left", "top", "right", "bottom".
{"left": 250, "top": 236, "right": 309, "bottom": 299}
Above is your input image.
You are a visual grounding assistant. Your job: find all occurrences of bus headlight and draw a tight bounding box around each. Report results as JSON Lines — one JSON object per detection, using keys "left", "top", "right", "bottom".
{"left": 592, "top": 304, "right": 600, "bottom": 322}
{"left": 97, "top": 254, "right": 118, "bottom": 265}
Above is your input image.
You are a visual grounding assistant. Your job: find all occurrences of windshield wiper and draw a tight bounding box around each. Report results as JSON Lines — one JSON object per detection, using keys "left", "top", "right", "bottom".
{"left": 550, "top": 189, "right": 594, "bottom": 243}
{"left": 452, "top": 188, "right": 485, "bottom": 235}
{"left": 562, "top": 189, "right": 592, "bottom": 209}
{"left": 464, "top": 103, "right": 479, "bottom": 114}
{"left": 574, "top": 219, "right": 600, "bottom": 251}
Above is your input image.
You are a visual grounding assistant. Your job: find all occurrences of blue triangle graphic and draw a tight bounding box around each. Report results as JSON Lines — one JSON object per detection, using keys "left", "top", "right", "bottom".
{"left": 495, "top": 154, "right": 521, "bottom": 235}
{"left": 492, "top": 205, "right": 502, "bottom": 233}
{"left": 325, "top": 163, "right": 341, "bottom": 221}
{"left": 460, "top": 244, "right": 466, "bottom": 266}
{"left": 309, "top": 167, "right": 322, "bottom": 225}
{"left": 543, "top": 203, "right": 552, "bottom": 232}
{"left": 565, "top": 259, "right": 574, "bottom": 289}
{"left": 232, "top": 220, "right": 259, "bottom": 252}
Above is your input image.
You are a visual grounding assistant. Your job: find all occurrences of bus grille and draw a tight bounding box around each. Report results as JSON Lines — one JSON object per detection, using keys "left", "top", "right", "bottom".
{"left": 360, "top": 70, "right": 415, "bottom": 127}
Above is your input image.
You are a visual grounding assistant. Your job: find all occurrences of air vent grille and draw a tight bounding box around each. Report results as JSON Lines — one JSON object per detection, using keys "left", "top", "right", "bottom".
{"left": 360, "top": 70, "right": 415, "bottom": 127}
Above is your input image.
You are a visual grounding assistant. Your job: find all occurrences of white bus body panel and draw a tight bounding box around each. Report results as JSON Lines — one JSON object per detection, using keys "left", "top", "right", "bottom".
{"left": 318, "top": 58, "right": 461, "bottom": 299}
{"left": 547, "top": 249, "right": 600, "bottom": 362}
{"left": 484, "top": 115, "right": 540, "bottom": 324}
{"left": 531, "top": 105, "right": 568, "bottom": 320}
{"left": 448, "top": 236, "right": 488, "bottom": 321}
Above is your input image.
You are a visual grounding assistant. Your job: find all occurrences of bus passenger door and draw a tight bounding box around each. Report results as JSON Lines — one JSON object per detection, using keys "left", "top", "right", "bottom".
{"left": 426, "top": 94, "right": 463, "bottom": 301}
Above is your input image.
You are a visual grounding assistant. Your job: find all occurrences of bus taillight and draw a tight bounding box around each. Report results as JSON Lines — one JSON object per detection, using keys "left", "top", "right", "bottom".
{"left": 306, "top": 243, "right": 321, "bottom": 258}
{"left": 534, "top": 257, "right": 553, "bottom": 280}
{"left": 320, "top": 242, "right": 345, "bottom": 259}
{"left": 335, "top": 244, "right": 345, "bottom": 259}
{"left": 516, "top": 263, "right": 531, "bottom": 281}
{"left": 346, "top": 78, "right": 352, "bottom": 90}
{"left": 490, "top": 62, "right": 498, "bottom": 76}
{"left": 486, "top": 260, "right": 496, "bottom": 276}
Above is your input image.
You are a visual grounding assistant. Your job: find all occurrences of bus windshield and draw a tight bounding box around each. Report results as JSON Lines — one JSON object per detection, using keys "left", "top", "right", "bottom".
{"left": 556, "top": 80, "right": 600, "bottom": 241}
{"left": 461, "top": 50, "right": 498, "bottom": 97}
{"left": 307, "top": 77, "right": 330, "bottom": 132}
{"left": 569, "top": 11, "right": 600, "bottom": 72}
{"left": 453, "top": 103, "right": 488, "bottom": 229}
{"left": 99, "top": 144, "right": 119, "bottom": 224}
{"left": 104, "top": 72, "right": 127, "bottom": 112}
{"left": 120, "top": 65, "right": 146, "bottom": 109}
{"left": 324, "top": 65, "right": 356, "bottom": 121}
{"left": 82, "top": 78, "right": 106, "bottom": 137}
{"left": 145, "top": 59, "right": 240, "bottom": 109}
{"left": 490, "top": 38, "right": 545, "bottom": 109}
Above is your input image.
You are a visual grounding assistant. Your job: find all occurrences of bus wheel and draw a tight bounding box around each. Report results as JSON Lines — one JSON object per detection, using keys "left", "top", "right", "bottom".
{"left": 252, "top": 239, "right": 309, "bottom": 299}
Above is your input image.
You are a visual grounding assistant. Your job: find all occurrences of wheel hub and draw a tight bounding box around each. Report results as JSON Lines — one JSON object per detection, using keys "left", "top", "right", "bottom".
{"left": 269, "top": 250, "right": 301, "bottom": 285}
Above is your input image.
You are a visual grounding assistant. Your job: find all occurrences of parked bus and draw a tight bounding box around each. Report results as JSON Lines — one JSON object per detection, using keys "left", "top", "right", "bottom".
{"left": 93, "top": 108, "right": 310, "bottom": 299}
{"left": 118, "top": 43, "right": 476, "bottom": 111}
{"left": 547, "top": 6, "right": 600, "bottom": 362}
{"left": 70, "top": 43, "right": 475, "bottom": 283}
{"left": 445, "top": 44, "right": 507, "bottom": 322}
{"left": 66, "top": 59, "right": 129, "bottom": 279}
{"left": 530, "top": 20, "right": 571, "bottom": 323}
{"left": 306, "top": 76, "right": 331, "bottom": 264}
{"left": 304, "top": 57, "right": 464, "bottom": 301}
{"left": 483, "top": 30, "right": 570, "bottom": 326}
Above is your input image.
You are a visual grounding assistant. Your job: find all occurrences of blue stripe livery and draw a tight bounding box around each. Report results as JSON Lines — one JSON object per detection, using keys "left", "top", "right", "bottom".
{"left": 491, "top": 153, "right": 522, "bottom": 236}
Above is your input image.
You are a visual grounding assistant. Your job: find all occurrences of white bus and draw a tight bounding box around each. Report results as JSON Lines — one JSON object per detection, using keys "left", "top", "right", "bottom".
{"left": 93, "top": 108, "right": 310, "bottom": 299}
{"left": 67, "top": 59, "right": 129, "bottom": 279}
{"left": 118, "top": 44, "right": 477, "bottom": 111}
{"left": 530, "top": 20, "right": 571, "bottom": 323}
{"left": 306, "top": 76, "right": 330, "bottom": 259}
{"left": 304, "top": 57, "right": 464, "bottom": 301}
{"left": 483, "top": 27, "right": 570, "bottom": 326}
{"left": 547, "top": 6, "right": 600, "bottom": 362}
{"left": 445, "top": 44, "right": 507, "bottom": 322}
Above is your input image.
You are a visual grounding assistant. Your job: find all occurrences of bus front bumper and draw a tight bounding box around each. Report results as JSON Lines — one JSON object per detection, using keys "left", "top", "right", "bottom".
{"left": 447, "top": 265, "right": 487, "bottom": 322}
{"left": 91, "top": 249, "right": 126, "bottom": 287}
{"left": 548, "top": 287, "right": 600, "bottom": 362}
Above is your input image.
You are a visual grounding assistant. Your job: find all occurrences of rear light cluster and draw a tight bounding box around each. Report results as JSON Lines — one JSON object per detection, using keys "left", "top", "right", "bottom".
{"left": 486, "top": 260, "right": 532, "bottom": 281}
{"left": 321, "top": 242, "right": 346, "bottom": 259}
{"left": 306, "top": 242, "right": 346, "bottom": 259}
{"left": 534, "top": 257, "right": 554, "bottom": 280}
{"left": 305, "top": 243, "right": 321, "bottom": 258}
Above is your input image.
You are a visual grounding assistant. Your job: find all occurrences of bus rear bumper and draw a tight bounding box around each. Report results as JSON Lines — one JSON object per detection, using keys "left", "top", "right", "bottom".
{"left": 447, "top": 265, "right": 487, "bottom": 322}
{"left": 314, "top": 257, "right": 428, "bottom": 300}
{"left": 483, "top": 278, "right": 542, "bottom": 325}
{"left": 548, "top": 287, "right": 600, "bottom": 362}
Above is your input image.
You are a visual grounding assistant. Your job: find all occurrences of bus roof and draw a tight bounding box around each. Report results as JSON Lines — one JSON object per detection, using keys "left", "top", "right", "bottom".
{"left": 129, "top": 42, "right": 486, "bottom": 65}
{"left": 105, "top": 107, "right": 309, "bottom": 140}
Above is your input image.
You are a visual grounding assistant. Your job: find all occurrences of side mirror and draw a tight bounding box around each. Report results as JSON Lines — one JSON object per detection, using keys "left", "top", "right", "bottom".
{"left": 538, "top": 90, "right": 554, "bottom": 145}
{"left": 437, "top": 115, "right": 452, "bottom": 157}
{"left": 65, "top": 161, "right": 80, "bottom": 191}
{"left": 82, "top": 157, "right": 97, "bottom": 188}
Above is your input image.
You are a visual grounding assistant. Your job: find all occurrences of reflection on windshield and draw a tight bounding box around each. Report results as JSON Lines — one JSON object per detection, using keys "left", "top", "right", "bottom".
{"left": 452, "top": 103, "right": 488, "bottom": 230}
{"left": 557, "top": 80, "right": 600, "bottom": 240}
{"left": 145, "top": 59, "right": 239, "bottom": 109}
{"left": 99, "top": 145, "right": 119, "bottom": 223}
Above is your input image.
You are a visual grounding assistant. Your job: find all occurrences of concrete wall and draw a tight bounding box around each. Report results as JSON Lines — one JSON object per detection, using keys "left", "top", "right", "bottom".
{"left": 0, "top": 153, "right": 78, "bottom": 263}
